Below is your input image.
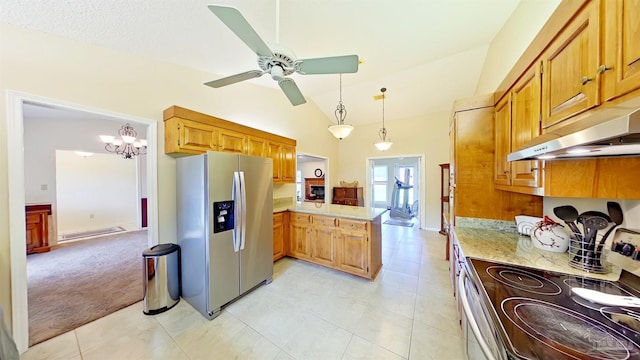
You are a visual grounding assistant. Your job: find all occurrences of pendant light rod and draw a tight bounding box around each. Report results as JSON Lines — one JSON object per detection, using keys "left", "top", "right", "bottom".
{"left": 374, "top": 87, "right": 392, "bottom": 151}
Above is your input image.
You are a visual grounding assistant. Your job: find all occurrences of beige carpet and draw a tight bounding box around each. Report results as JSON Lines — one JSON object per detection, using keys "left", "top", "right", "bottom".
{"left": 27, "top": 230, "right": 148, "bottom": 346}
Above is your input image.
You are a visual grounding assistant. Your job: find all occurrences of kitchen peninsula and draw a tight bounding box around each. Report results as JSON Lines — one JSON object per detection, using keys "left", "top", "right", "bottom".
{"left": 285, "top": 203, "right": 386, "bottom": 280}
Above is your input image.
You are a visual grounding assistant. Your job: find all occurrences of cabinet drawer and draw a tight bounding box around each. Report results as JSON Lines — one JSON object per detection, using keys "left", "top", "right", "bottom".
{"left": 290, "top": 213, "right": 311, "bottom": 224}
{"left": 338, "top": 219, "right": 368, "bottom": 232}
{"left": 312, "top": 216, "right": 336, "bottom": 227}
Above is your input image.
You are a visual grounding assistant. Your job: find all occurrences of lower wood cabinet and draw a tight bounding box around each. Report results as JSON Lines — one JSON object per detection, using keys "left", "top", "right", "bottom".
{"left": 286, "top": 211, "right": 381, "bottom": 280}
{"left": 273, "top": 212, "right": 286, "bottom": 261}
{"left": 26, "top": 206, "right": 51, "bottom": 255}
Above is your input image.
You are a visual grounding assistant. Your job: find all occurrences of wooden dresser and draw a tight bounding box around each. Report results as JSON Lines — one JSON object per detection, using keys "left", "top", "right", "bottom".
{"left": 332, "top": 187, "right": 364, "bottom": 207}
{"left": 25, "top": 204, "right": 52, "bottom": 254}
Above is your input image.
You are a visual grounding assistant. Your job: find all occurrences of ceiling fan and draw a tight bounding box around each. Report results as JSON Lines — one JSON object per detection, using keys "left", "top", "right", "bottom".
{"left": 205, "top": 5, "right": 359, "bottom": 106}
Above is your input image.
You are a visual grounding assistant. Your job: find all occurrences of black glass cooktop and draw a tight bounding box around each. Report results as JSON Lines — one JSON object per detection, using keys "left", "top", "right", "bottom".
{"left": 468, "top": 258, "right": 640, "bottom": 360}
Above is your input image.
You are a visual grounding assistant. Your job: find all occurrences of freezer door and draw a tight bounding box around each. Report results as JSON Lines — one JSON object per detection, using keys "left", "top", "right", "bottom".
{"left": 207, "top": 152, "right": 241, "bottom": 310}
{"left": 238, "top": 155, "right": 274, "bottom": 293}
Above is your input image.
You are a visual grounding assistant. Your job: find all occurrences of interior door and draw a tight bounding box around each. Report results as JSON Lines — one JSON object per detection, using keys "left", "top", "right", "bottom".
{"left": 239, "top": 154, "right": 274, "bottom": 293}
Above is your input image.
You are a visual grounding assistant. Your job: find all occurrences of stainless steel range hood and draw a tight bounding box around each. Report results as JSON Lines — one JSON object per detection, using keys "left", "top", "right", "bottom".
{"left": 508, "top": 107, "right": 640, "bottom": 161}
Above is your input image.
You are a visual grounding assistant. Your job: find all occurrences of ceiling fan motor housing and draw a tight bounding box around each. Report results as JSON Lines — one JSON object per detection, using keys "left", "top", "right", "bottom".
{"left": 258, "top": 46, "right": 296, "bottom": 79}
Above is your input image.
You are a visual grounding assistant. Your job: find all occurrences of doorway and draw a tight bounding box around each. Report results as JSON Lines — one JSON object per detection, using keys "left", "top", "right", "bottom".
{"left": 296, "top": 153, "right": 329, "bottom": 204}
{"left": 6, "top": 91, "right": 159, "bottom": 352}
{"left": 367, "top": 155, "right": 424, "bottom": 229}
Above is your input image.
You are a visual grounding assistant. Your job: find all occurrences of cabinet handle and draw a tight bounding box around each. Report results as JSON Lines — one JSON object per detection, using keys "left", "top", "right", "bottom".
{"left": 503, "top": 171, "right": 510, "bottom": 174}
{"left": 581, "top": 76, "right": 593, "bottom": 85}
{"left": 597, "top": 65, "right": 612, "bottom": 74}
{"left": 530, "top": 167, "right": 538, "bottom": 172}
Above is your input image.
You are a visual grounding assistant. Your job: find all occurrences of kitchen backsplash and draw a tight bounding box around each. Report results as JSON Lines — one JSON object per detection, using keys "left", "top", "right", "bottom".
{"left": 455, "top": 217, "right": 518, "bottom": 233}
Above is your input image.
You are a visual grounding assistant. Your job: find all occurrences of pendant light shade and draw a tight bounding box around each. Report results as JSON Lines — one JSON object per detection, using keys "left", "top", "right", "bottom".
{"left": 374, "top": 87, "right": 392, "bottom": 151}
{"left": 328, "top": 74, "right": 354, "bottom": 140}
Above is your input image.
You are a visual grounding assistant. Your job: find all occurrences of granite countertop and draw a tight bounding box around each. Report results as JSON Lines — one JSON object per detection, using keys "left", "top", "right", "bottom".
{"left": 287, "top": 202, "right": 387, "bottom": 221}
{"left": 454, "top": 226, "right": 622, "bottom": 281}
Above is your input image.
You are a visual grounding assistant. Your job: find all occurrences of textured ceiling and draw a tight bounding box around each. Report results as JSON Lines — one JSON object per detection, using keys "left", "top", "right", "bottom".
{"left": 1, "top": 0, "right": 522, "bottom": 125}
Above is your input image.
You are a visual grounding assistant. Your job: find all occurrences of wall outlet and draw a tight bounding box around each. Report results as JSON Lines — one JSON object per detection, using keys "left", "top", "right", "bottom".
{"left": 40, "top": 184, "right": 47, "bottom": 190}
{"left": 89, "top": 214, "right": 94, "bottom": 219}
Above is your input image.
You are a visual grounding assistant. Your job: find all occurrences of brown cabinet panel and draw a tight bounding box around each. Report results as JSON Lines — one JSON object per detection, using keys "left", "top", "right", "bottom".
{"left": 247, "top": 136, "right": 267, "bottom": 157}
{"left": 541, "top": 2, "right": 600, "bottom": 129}
{"left": 494, "top": 95, "right": 511, "bottom": 186}
{"left": 273, "top": 212, "right": 285, "bottom": 261}
{"left": 165, "top": 118, "right": 217, "bottom": 154}
{"left": 602, "top": 0, "right": 640, "bottom": 101}
{"left": 289, "top": 222, "right": 312, "bottom": 260}
{"left": 511, "top": 65, "right": 542, "bottom": 188}
{"left": 25, "top": 207, "right": 51, "bottom": 254}
{"left": 338, "top": 231, "right": 368, "bottom": 277}
{"left": 545, "top": 157, "right": 640, "bottom": 199}
{"left": 218, "top": 129, "right": 246, "bottom": 154}
{"left": 281, "top": 144, "right": 297, "bottom": 183}
{"left": 311, "top": 226, "right": 338, "bottom": 267}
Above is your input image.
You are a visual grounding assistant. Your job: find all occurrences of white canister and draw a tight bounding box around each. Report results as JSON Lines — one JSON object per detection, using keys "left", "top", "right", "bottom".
{"left": 531, "top": 221, "right": 570, "bottom": 253}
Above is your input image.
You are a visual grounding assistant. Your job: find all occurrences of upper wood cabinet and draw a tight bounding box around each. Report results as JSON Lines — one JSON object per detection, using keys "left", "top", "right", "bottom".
{"left": 511, "top": 64, "right": 543, "bottom": 189}
{"left": 218, "top": 128, "right": 247, "bottom": 154}
{"left": 164, "top": 106, "right": 297, "bottom": 183}
{"left": 541, "top": 1, "right": 600, "bottom": 129}
{"left": 601, "top": 0, "right": 640, "bottom": 102}
{"left": 494, "top": 95, "right": 512, "bottom": 186}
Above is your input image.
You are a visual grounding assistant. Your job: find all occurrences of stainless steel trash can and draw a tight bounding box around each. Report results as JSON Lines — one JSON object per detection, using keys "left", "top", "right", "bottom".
{"left": 142, "top": 243, "right": 180, "bottom": 315}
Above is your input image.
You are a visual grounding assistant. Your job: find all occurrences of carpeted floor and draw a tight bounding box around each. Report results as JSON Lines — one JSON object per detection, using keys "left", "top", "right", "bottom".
{"left": 27, "top": 230, "right": 148, "bottom": 346}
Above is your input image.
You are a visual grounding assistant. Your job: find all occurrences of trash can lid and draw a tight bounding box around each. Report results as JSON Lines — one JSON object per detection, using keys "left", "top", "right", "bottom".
{"left": 142, "top": 243, "right": 180, "bottom": 257}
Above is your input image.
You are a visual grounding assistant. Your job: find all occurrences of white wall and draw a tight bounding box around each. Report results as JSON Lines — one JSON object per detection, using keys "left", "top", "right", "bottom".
{"left": 475, "top": 0, "right": 562, "bottom": 95}
{"left": 55, "top": 150, "right": 137, "bottom": 236}
{"left": 299, "top": 160, "right": 326, "bottom": 179}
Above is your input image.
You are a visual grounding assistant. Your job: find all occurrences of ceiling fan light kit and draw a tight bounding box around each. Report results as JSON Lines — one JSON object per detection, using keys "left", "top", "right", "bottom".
{"left": 204, "top": 5, "right": 359, "bottom": 106}
{"left": 328, "top": 74, "right": 354, "bottom": 140}
{"left": 374, "top": 87, "right": 392, "bottom": 151}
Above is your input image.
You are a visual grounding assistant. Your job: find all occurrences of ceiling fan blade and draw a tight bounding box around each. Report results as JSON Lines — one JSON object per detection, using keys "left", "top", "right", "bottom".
{"left": 208, "top": 5, "right": 274, "bottom": 57}
{"left": 296, "top": 55, "right": 359, "bottom": 74}
{"left": 278, "top": 78, "right": 306, "bottom": 106}
{"left": 204, "top": 70, "right": 264, "bottom": 88}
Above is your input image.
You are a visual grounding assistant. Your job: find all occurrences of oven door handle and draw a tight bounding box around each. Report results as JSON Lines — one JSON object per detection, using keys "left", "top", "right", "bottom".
{"left": 459, "top": 267, "right": 498, "bottom": 360}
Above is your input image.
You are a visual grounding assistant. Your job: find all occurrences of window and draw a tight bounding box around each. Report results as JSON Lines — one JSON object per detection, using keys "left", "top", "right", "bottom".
{"left": 372, "top": 165, "right": 388, "bottom": 208}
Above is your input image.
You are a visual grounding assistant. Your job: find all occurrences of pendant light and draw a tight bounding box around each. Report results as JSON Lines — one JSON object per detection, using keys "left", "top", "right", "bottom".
{"left": 328, "top": 74, "right": 354, "bottom": 140}
{"left": 374, "top": 87, "right": 392, "bottom": 151}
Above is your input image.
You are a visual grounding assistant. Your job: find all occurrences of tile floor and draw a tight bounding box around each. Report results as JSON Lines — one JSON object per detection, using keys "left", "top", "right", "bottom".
{"left": 21, "top": 220, "right": 463, "bottom": 360}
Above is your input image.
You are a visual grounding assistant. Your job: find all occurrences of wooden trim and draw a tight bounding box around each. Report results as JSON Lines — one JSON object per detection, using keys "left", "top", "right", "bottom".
{"left": 163, "top": 105, "right": 296, "bottom": 146}
{"left": 493, "top": 0, "right": 590, "bottom": 103}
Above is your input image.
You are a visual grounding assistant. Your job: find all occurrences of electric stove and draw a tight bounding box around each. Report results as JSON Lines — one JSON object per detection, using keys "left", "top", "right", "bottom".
{"left": 468, "top": 258, "right": 640, "bottom": 359}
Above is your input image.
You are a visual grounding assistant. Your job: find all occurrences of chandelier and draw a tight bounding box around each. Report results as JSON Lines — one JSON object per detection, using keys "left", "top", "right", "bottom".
{"left": 99, "top": 123, "right": 147, "bottom": 159}
{"left": 327, "top": 74, "right": 354, "bottom": 140}
{"left": 374, "top": 87, "right": 392, "bottom": 151}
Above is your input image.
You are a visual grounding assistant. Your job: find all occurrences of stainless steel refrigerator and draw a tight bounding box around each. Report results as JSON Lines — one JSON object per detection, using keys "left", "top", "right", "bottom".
{"left": 176, "top": 151, "right": 273, "bottom": 319}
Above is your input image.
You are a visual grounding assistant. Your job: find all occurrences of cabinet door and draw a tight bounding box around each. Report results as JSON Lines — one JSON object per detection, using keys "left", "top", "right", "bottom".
{"left": 273, "top": 213, "right": 285, "bottom": 261}
{"left": 338, "top": 230, "right": 368, "bottom": 277}
{"left": 166, "top": 119, "right": 218, "bottom": 154}
{"left": 511, "top": 64, "right": 542, "bottom": 188}
{"left": 541, "top": 2, "right": 600, "bottom": 129}
{"left": 281, "top": 144, "right": 297, "bottom": 182}
{"left": 267, "top": 142, "right": 283, "bottom": 182}
{"left": 494, "top": 95, "right": 512, "bottom": 186}
{"left": 218, "top": 129, "right": 247, "bottom": 154}
{"left": 311, "top": 226, "right": 337, "bottom": 267}
{"left": 247, "top": 136, "right": 267, "bottom": 157}
{"left": 602, "top": 0, "right": 640, "bottom": 101}
{"left": 289, "top": 222, "right": 311, "bottom": 260}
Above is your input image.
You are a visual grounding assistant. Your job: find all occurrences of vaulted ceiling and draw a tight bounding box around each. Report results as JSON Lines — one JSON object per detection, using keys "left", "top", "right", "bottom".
{"left": 1, "top": 0, "right": 523, "bottom": 125}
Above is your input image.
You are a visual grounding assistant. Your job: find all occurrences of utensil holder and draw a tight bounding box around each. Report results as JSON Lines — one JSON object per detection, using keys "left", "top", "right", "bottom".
{"left": 568, "top": 232, "right": 610, "bottom": 274}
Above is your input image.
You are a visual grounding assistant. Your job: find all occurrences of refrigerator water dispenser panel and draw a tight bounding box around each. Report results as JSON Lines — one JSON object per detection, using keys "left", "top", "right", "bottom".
{"left": 213, "top": 200, "right": 234, "bottom": 233}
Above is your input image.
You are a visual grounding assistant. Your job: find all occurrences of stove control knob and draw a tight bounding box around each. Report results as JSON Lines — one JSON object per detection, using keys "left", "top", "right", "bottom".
{"left": 622, "top": 243, "right": 636, "bottom": 257}
{"left": 633, "top": 249, "right": 640, "bottom": 261}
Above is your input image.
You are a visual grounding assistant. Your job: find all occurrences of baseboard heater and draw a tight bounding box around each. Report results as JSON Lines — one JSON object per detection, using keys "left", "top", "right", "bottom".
{"left": 61, "top": 226, "right": 126, "bottom": 241}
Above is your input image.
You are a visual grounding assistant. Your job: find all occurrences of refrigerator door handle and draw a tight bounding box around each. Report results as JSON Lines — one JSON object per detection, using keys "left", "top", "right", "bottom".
{"left": 232, "top": 171, "right": 242, "bottom": 252}
{"left": 239, "top": 171, "right": 247, "bottom": 250}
